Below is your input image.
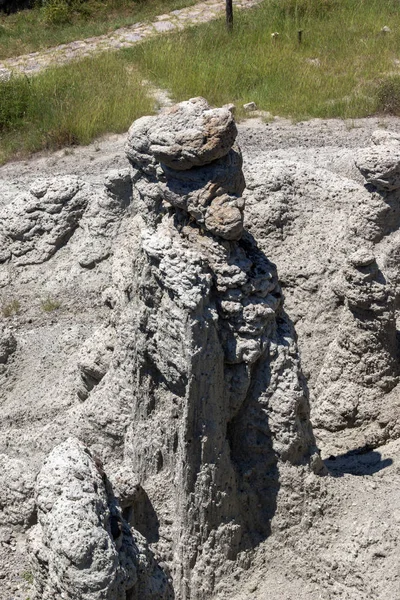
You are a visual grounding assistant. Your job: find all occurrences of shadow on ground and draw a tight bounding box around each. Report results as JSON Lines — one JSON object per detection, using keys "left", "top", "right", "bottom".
{"left": 325, "top": 446, "right": 393, "bottom": 477}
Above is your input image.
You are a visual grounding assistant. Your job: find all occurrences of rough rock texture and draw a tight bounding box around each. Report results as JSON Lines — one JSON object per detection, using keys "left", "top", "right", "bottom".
{"left": 2, "top": 112, "right": 400, "bottom": 600}
{"left": 29, "top": 437, "right": 172, "bottom": 600}
{"left": 0, "top": 325, "right": 16, "bottom": 364}
{"left": 0, "top": 455, "right": 35, "bottom": 528}
{"left": 312, "top": 250, "right": 398, "bottom": 433}
{"left": 241, "top": 124, "right": 400, "bottom": 455}
{"left": 12, "top": 99, "right": 322, "bottom": 600}
{"left": 126, "top": 97, "right": 237, "bottom": 171}
{"left": 76, "top": 326, "right": 115, "bottom": 401}
{"left": 0, "top": 177, "right": 90, "bottom": 266}
{"left": 0, "top": 99, "right": 324, "bottom": 600}
{"left": 355, "top": 144, "right": 400, "bottom": 191}
{"left": 127, "top": 98, "right": 245, "bottom": 240}
{"left": 77, "top": 168, "right": 132, "bottom": 269}
{"left": 116, "top": 98, "right": 322, "bottom": 599}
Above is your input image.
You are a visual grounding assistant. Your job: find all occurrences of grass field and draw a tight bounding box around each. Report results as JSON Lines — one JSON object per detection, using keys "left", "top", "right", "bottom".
{"left": 0, "top": 53, "right": 154, "bottom": 164}
{"left": 126, "top": 0, "right": 400, "bottom": 120}
{"left": 0, "top": 0, "right": 195, "bottom": 60}
{"left": 2, "top": 0, "right": 400, "bottom": 164}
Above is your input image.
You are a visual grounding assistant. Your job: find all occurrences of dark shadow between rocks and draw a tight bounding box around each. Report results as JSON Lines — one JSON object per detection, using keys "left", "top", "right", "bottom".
{"left": 325, "top": 447, "right": 393, "bottom": 477}
{"left": 128, "top": 486, "right": 160, "bottom": 544}
{"left": 103, "top": 474, "right": 172, "bottom": 598}
{"left": 225, "top": 233, "right": 319, "bottom": 552}
{"left": 227, "top": 355, "right": 279, "bottom": 550}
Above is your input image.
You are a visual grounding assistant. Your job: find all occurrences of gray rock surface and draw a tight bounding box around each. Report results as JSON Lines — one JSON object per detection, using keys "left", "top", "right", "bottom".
{"left": 312, "top": 250, "right": 398, "bottom": 432}
{"left": 22, "top": 98, "right": 323, "bottom": 600}
{"left": 356, "top": 145, "right": 400, "bottom": 190}
{"left": 126, "top": 97, "right": 237, "bottom": 171}
{"left": 77, "top": 168, "right": 132, "bottom": 269}
{"left": 1, "top": 113, "right": 400, "bottom": 600}
{"left": 0, "top": 455, "right": 35, "bottom": 528}
{"left": 240, "top": 124, "right": 400, "bottom": 455}
{"left": 76, "top": 325, "right": 115, "bottom": 401}
{"left": 117, "top": 98, "right": 323, "bottom": 598}
{"left": 29, "top": 437, "right": 172, "bottom": 600}
{"left": 0, "top": 177, "right": 90, "bottom": 266}
{"left": 0, "top": 326, "right": 16, "bottom": 364}
{"left": 126, "top": 98, "right": 244, "bottom": 240}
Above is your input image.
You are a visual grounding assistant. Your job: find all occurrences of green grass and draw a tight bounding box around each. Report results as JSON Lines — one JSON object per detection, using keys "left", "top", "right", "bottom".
{"left": 0, "top": 52, "right": 154, "bottom": 163}
{"left": 41, "top": 296, "right": 61, "bottom": 312}
{"left": 21, "top": 571, "right": 34, "bottom": 585}
{"left": 125, "top": 0, "right": 400, "bottom": 120}
{"left": 2, "top": 0, "right": 400, "bottom": 165}
{"left": 1, "top": 299, "right": 21, "bottom": 317}
{"left": 0, "top": 0, "right": 196, "bottom": 60}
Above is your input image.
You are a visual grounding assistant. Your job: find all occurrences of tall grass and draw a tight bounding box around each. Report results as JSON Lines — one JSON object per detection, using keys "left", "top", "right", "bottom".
{"left": 0, "top": 0, "right": 196, "bottom": 60}
{"left": 126, "top": 0, "right": 400, "bottom": 119}
{"left": 0, "top": 53, "right": 154, "bottom": 163}
{"left": 2, "top": 0, "right": 400, "bottom": 165}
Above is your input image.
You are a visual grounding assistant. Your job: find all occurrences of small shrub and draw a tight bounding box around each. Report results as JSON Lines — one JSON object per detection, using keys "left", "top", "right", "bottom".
{"left": 2, "top": 299, "right": 21, "bottom": 317}
{"left": 22, "top": 571, "right": 34, "bottom": 585}
{"left": 376, "top": 76, "right": 400, "bottom": 115}
{"left": 41, "top": 296, "right": 61, "bottom": 312}
{"left": 42, "top": 0, "right": 72, "bottom": 25}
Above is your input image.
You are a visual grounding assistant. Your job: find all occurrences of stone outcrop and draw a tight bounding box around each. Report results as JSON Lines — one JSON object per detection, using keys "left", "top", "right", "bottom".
{"left": 29, "top": 437, "right": 172, "bottom": 600}
{"left": 21, "top": 98, "right": 324, "bottom": 600}
{"left": 126, "top": 98, "right": 244, "bottom": 240}
{"left": 77, "top": 168, "right": 132, "bottom": 269}
{"left": 3, "top": 112, "right": 400, "bottom": 600}
{"left": 240, "top": 129, "right": 400, "bottom": 453}
{"left": 0, "top": 177, "right": 90, "bottom": 266}
{"left": 312, "top": 249, "right": 398, "bottom": 432}
{"left": 355, "top": 144, "right": 400, "bottom": 191}
{"left": 0, "top": 454, "right": 35, "bottom": 529}
{"left": 107, "top": 98, "right": 322, "bottom": 598}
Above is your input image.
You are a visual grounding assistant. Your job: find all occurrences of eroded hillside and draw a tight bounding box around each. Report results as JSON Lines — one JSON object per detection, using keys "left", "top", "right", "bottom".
{"left": 0, "top": 108, "right": 399, "bottom": 599}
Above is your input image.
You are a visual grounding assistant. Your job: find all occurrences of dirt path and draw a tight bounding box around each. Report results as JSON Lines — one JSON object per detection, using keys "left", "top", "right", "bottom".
{"left": 0, "top": 0, "right": 261, "bottom": 80}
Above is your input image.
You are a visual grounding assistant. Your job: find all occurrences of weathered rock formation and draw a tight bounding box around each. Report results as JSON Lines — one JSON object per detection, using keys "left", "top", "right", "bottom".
{"left": 240, "top": 127, "right": 400, "bottom": 455}
{"left": 29, "top": 437, "right": 172, "bottom": 600}
{"left": 25, "top": 98, "right": 324, "bottom": 600}
{"left": 0, "top": 177, "right": 90, "bottom": 266}
{"left": 3, "top": 112, "right": 400, "bottom": 600}
{"left": 312, "top": 249, "right": 398, "bottom": 432}
{"left": 96, "top": 98, "right": 322, "bottom": 598}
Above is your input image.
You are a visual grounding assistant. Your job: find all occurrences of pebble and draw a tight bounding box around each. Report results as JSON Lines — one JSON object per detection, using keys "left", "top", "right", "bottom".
{"left": 243, "top": 101, "right": 257, "bottom": 111}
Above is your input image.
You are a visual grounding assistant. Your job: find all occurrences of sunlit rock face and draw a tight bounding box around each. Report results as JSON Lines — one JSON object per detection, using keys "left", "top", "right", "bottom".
{"left": 27, "top": 98, "right": 323, "bottom": 600}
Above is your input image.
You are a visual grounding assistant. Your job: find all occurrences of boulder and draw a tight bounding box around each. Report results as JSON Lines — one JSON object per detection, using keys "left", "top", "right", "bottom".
{"left": 29, "top": 437, "right": 172, "bottom": 600}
